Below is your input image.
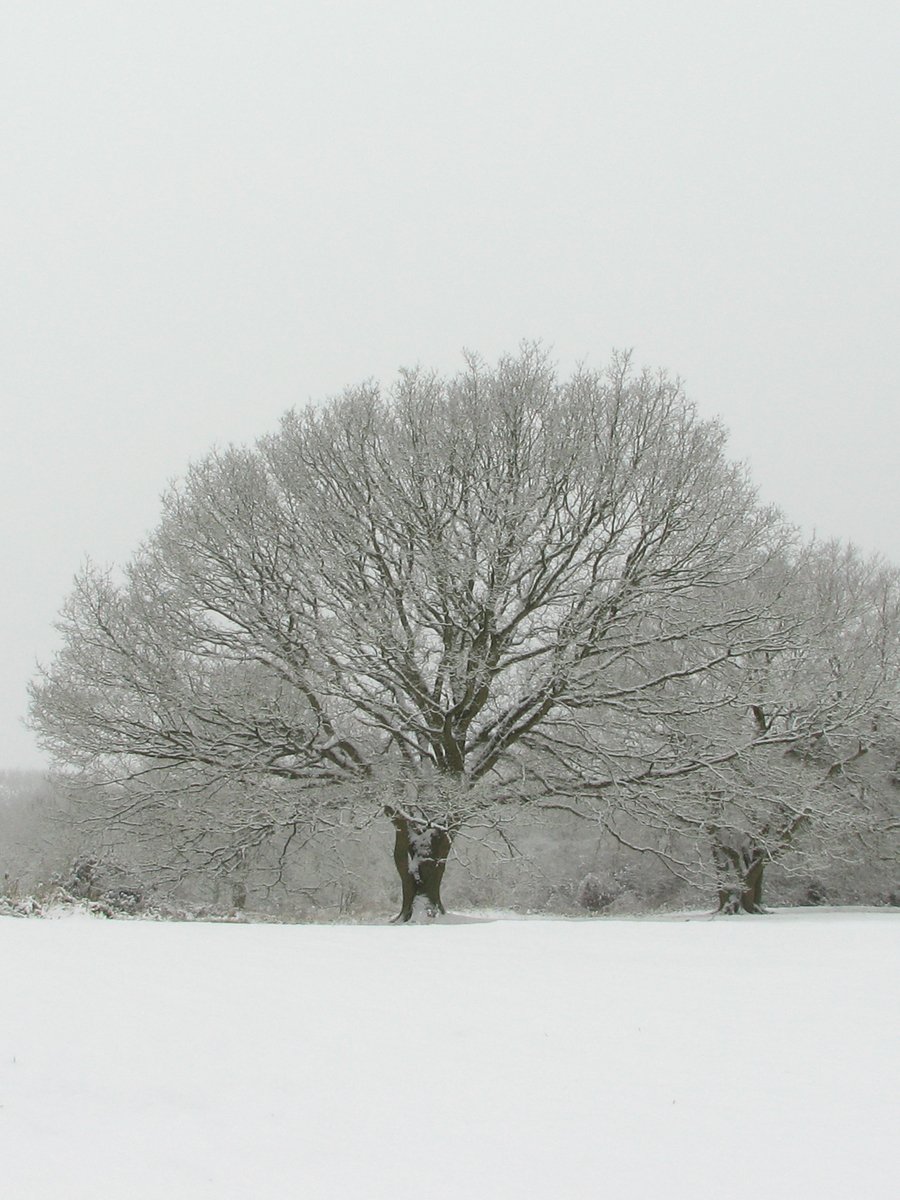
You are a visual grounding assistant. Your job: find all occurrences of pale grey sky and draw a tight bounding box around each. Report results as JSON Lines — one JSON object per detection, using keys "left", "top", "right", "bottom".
{"left": 2, "top": 1, "right": 898, "bottom": 769}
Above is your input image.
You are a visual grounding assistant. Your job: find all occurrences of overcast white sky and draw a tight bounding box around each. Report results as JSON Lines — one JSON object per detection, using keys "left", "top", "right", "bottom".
{"left": 2, "top": 1, "right": 898, "bottom": 769}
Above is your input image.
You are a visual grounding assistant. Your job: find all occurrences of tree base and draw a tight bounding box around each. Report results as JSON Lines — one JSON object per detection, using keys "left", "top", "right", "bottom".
{"left": 392, "top": 893, "right": 445, "bottom": 924}
{"left": 716, "top": 890, "right": 767, "bottom": 915}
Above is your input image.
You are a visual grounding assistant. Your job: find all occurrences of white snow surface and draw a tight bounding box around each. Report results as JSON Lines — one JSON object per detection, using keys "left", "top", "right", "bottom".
{"left": 1, "top": 909, "right": 897, "bottom": 1199}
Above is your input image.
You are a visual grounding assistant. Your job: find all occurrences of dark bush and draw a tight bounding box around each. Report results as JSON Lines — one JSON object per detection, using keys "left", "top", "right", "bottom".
{"left": 577, "top": 873, "right": 615, "bottom": 913}
{"left": 801, "top": 880, "right": 828, "bottom": 906}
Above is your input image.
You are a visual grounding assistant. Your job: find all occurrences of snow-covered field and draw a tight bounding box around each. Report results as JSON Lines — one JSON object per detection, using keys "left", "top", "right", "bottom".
{"left": 1, "top": 909, "right": 897, "bottom": 1199}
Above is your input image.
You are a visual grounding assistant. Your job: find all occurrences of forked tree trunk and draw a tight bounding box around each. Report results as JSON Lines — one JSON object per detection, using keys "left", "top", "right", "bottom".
{"left": 713, "top": 840, "right": 767, "bottom": 915}
{"left": 716, "top": 860, "right": 766, "bottom": 914}
{"left": 385, "top": 807, "right": 452, "bottom": 922}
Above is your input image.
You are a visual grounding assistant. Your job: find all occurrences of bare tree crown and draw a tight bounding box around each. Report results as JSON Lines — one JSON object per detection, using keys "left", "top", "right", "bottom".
{"left": 29, "top": 347, "right": 899, "bottom": 900}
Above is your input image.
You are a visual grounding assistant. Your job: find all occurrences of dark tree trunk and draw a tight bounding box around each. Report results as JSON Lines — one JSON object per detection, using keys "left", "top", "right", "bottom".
{"left": 385, "top": 807, "right": 452, "bottom": 922}
{"left": 713, "top": 840, "right": 767, "bottom": 915}
{"left": 716, "top": 862, "right": 766, "bottom": 914}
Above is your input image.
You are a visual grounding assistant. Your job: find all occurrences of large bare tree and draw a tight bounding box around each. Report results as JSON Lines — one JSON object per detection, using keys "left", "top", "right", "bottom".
{"left": 32, "top": 347, "right": 803, "bottom": 918}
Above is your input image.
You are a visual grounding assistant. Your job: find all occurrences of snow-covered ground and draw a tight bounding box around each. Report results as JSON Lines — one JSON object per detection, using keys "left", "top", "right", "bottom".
{"left": 1, "top": 909, "right": 897, "bottom": 1199}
